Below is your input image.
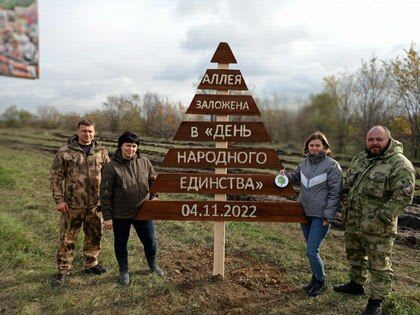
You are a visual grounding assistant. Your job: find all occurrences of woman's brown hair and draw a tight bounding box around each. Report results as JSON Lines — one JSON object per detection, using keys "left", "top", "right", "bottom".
{"left": 303, "top": 131, "right": 333, "bottom": 157}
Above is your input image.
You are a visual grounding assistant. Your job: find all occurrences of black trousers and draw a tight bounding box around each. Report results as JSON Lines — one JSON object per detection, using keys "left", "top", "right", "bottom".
{"left": 112, "top": 219, "right": 157, "bottom": 272}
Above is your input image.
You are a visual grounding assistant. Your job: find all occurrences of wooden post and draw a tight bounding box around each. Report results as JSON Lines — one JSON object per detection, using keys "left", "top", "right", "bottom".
{"left": 213, "top": 62, "right": 228, "bottom": 277}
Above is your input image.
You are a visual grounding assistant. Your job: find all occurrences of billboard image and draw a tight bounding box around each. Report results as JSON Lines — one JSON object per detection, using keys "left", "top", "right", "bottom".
{"left": 0, "top": 0, "right": 38, "bottom": 79}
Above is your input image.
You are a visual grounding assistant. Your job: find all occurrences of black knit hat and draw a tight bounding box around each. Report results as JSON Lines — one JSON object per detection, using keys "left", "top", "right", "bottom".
{"left": 117, "top": 131, "right": 140, "bottom": 148}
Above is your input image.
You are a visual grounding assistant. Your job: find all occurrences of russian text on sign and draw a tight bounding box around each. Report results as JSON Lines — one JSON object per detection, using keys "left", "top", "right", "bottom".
{"left": 162, "top": 148, "right": 282, "bottom": 169}
{"left": 150, "top": 173, "right": 295, "bottom": 196}
{"left": 186, "top": 95, "right": 261, "bottom": 116}
{"left": 174, "top": 122, "right": 271, "bottom": 142}
{"left": 198, "top": 69, "right": 248, "bottom": 90}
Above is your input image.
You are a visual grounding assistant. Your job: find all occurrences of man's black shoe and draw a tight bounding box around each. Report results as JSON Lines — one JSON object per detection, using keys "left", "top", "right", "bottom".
{"left": 308, "top": 278, "right": 327, "bottom": 297}
{"left": 361, "top": 298, "right": 382, "bottom": 315}
{"left": 85, "top": 264, "right": 107, "bottom": 275}
{"left": 303, "top": 275, "right": 316, "bottom": 292}
{"left": 51, "top": 273, "right": 69, "bottom": 287}
{"left": 333, "top": 280, "right": 365, "bottom": 295}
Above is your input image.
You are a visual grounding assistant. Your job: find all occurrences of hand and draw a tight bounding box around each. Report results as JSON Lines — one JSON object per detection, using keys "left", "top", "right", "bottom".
{"left": 150, "top": 196, "right": 159, "bottom": 201}
{"left": 103, "top": 219, "right": 113, "bottom": 230}
{"left": 56, "top": 202, "right": 69, "bottom": 213}
{"left": 278, "top": 169, "right": 286, "bottom": 175}
{"left": 323, "top": 220, "right": 330, "bottom": 226}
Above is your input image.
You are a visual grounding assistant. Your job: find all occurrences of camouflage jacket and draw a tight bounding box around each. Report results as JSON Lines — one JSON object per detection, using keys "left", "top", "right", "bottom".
{"left": 344, "top": 138, "right": 415, "bottom": 236}
{"left": 50, "top": 135, "right": 110, "bottom": 209}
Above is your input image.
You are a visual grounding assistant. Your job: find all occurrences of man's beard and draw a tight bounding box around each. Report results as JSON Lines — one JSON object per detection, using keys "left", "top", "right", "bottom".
{"left": 365, "top": 140, "right": 390, "bottom": 157}
{"left": 366, "top": 146, "right": 386, "bottom": 157}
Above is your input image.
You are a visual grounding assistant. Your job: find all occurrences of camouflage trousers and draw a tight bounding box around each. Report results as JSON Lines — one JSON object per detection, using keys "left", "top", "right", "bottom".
{"left": 345, "top": 231, "right": 394, "bottom": 300}
{"left": 57, "top": 206, "right": 102, "bottom": 274}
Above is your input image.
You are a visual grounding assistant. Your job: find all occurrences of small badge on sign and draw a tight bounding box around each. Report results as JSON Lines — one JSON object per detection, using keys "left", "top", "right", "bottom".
{"left": 275, "top": 174, "right": 289, "bottom": 188}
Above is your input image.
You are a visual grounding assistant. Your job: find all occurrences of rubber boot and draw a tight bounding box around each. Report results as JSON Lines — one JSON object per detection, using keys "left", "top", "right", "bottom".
{"left": 146, "top": 256, "right": 164, "bottom": 277}
{"left": 119, "top": 271, "right": 130, "bottom": 285}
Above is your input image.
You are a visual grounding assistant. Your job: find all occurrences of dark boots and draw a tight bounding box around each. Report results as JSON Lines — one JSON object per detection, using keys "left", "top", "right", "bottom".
{"left": 303, "top": 275, "right": 316, "bottom": 292}
{"left": 362, "top": 298, "right": 383, "bottom": 315}
{"left": 51, "top": 273, "right": 69, "bottom": 287}
{"left": 147, "top": 256, "right": 164, "bottom": 277}
{"left": 85, "top": 264, "right": 107, "bottom": 275}
{"left": 333, "top": 280, "right": 365, "bottom": 295}
{"left": 307, "top": 278, "right": 327, "bottom": 297}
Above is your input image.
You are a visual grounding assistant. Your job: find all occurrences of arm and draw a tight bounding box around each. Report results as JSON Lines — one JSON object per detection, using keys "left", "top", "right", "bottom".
{"left": 284, "top": 164, "right": 301, "bottom": 186}
{"left": 323, "top": 163, "right": 343, "bottom": 223}
{"left": 147, "top": 159, "right": 158, "bottom": 200}
{"left": 103, "top": 148, "right": 111, "bottom": 165}
{"left": 100, "top": 164, "right": 115, "bottom": 221}
{"left": 50, "top": 151, "right": 68, "bottom": 212}
{"left": 375, "top": 165, "right": 415, "bottom": 223}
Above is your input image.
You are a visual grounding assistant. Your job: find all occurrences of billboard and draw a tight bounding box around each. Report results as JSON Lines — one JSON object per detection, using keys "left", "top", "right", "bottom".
{"left": 0, "top": 0, "right": 38, "bottom": 79}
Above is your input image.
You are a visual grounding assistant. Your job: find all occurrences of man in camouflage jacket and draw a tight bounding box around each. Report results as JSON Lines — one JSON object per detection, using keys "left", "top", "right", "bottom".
{"left": 334, "top": 126, "right": 415, "bottom": 315}
{"left": 50, "top": 119, "right": 110, "bottom": 285}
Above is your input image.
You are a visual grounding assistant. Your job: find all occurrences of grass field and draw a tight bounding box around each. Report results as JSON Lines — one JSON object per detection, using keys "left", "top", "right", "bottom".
{"left": 0, "top": 129, "right": 419, "bottom": 314}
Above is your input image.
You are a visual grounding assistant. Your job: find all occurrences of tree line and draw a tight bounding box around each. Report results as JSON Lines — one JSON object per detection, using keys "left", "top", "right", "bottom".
{"left": 1, "top": 44, "right": 418, "bottom": 158}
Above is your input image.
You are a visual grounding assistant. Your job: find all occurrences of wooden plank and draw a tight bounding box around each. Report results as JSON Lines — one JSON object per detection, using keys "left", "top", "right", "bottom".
{"left": 210, "top": 42, "right": 237, "bottom": 64}
{"left": 186, "top": 94, "right": 260, "bottom": 116}
{"left": 198, "top": 69, "right": 248, "bottom": 91}
{"left": 136, "top": 200, "right": 306, "bottom": 222}
{"left": 150, "top": 173, "right": 295, "bottom": 196}
{"left": 162, "top": 148, "right": 283, "bottom": 169}
{"left": 173, "top": 121, "right": 271, "bottom": 142}
{"left": 214, "top": 92, "right": 228, "bottom": 277}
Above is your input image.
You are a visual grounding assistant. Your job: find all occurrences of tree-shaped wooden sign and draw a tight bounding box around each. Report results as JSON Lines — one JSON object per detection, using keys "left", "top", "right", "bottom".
{"left": 137, "top": 42, "right": 306, "bottom": 276}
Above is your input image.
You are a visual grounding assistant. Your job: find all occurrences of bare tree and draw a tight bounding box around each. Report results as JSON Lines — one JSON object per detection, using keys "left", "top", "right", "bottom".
{"left": 353, "top": 57, "right": 395, "bottom": 137}
{"left": 102, "top": 94, "right": 142, "bottom": 133}
{"left": 36, "top": 105, "right": 61, "bottom": 129}
{"left": 390, "top": 43, "right": 420, "bottom": 158}
{"left": 324, "top": 73, "right": 356, "bottom": 153}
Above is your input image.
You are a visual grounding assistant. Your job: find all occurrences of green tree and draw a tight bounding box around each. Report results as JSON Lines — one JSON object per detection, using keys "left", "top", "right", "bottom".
{"left": 0, "top": 105, "right": 34, "bottom": 127}
{"left": 297, "top": 92, "right": 339, "bottom": 145}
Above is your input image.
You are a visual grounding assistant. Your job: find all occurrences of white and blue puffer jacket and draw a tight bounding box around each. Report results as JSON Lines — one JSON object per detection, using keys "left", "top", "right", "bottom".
{"left": 287, "top": 152, "right": 343, "bottom": 222}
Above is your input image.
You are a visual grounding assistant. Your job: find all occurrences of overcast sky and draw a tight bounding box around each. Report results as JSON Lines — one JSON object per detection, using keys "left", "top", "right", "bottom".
{"left": 0, "top": 0, "right": 419, "bottom": 114}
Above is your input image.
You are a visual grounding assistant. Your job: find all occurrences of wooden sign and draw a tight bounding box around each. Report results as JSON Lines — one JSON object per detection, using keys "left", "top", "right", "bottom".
{"left": 137, "top": 201, "right": 306, "bottom": 223}
{"left": 162, "top": 148, "right": 283, "bottom": 169}
{"left": 173, "top": 122, "right": 270, "bottom": 142}
{"left": 198, "top": 69, "right": 248, "bottom": 91}
{"left": 211, "top": 42, "right": 237, "bottom": 64}
{"left": 186, "top": 94, "right": 260, "bottom": 116}
{"left": 134, "top": 42, "right": 306, "bottom": 277}
{"left": 150, "top": 173, "right": 295, "bottom": 196}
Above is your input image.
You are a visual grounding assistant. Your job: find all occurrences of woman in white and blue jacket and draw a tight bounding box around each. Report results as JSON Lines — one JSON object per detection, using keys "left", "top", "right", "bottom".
{"left": 279, "top": 131, "right": 342, "bottom": 296}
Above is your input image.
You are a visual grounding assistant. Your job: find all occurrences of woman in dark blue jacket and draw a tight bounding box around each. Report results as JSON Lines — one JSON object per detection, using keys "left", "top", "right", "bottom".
{"left": 279, "top": 131, "right": 342, "bottom": 296}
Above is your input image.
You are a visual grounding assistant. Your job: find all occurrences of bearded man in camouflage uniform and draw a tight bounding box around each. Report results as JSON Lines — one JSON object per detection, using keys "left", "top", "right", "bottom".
{"left": 334, "top": 126, "right": 415, "bottom": 315}
{"left": 50, "top": 119, "right": 110, "bottom": 286}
